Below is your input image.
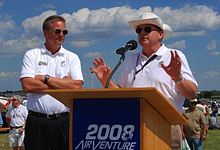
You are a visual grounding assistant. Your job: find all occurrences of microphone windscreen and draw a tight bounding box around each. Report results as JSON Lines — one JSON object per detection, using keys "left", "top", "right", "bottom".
{"left": 127, "top": 40, "right": 138, "bottom": 50}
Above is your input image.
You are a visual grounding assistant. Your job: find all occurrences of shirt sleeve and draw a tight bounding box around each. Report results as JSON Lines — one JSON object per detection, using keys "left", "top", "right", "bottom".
{"left": 200, "top": 112, "right": 206, "bottom": 124}
{"left": 69, "top": 53, "right": 84, "bottom": 81}
{"left": 176, "top": 50, "right": 198, "bottom": 87}
{"left": 20, "top": 50, "right": 36, "bottom": 79}
{"left": 5, "top": 108, "right": 11, "bottom": 118}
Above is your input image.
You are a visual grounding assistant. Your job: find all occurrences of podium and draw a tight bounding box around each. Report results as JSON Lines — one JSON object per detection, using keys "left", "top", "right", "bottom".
{"left": 46, "top": 87, "right": 187, "bottom": 150}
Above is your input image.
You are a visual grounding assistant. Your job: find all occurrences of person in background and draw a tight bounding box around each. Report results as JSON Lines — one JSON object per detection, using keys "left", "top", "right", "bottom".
{"left": 209, "top": 113, "right": 219, "bottom": 130}
{"left": 20, "top": 15, "right": 84, "bottom": 150}
{"left": 196, "top": 99, "right": 206, "bottom": 113}
{"left": 5, "top": 95, "right": 28, "bottom": 150}
{"left": 182, "top": 99, "right": 206, "bottom": 150}
{"left": 0, "top": 112, "right": 3, "bottom": 128}
{"left": 90, "top": 12, "right": 198, "bottom": 149}
{"left": 211, "top": 101, "right": 219, "bottom": 117}
{"left": 196, "top": 99, "right": 209, "bottom": 135}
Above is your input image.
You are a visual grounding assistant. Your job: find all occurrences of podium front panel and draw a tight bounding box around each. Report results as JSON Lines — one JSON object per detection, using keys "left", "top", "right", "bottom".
{"left": 73, "top": 98, "right": 140, "bottom": 150}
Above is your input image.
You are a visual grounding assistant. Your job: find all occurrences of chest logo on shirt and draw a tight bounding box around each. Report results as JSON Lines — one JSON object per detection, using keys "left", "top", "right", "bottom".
{"left": 61, "top": 61, "right": 66, "bottom": 66}
{"left": 39, "top": 61, "right": 47, "bottom": 66}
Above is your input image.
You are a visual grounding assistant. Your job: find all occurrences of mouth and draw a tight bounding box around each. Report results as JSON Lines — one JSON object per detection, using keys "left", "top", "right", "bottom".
{"left": 56, "top": 37, "right": 64, "bottom": 43}
{"left": 140, "top": 36, "right": 149, "bottom": 41}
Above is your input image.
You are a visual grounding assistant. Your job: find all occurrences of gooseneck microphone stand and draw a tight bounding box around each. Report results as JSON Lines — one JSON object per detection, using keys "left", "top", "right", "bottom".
{"left": 104, "top": 53, "right": 125, "bottom": 88}
{"left": 104, "top": 40, "right": 138, "bottom": 88}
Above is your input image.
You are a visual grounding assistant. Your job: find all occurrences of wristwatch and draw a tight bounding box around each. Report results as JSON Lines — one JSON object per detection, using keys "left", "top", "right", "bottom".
{"left": 173, "top": 74, "right": 183, "bottom": 84}
{"left": 44, "top": 75, "right": 50, "bottom": 84}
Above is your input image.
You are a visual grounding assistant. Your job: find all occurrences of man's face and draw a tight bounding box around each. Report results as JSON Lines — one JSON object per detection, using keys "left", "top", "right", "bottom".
{"left": 189, "top": 102, "right": 197, "bottom": 110}
{"left": 44, "top": 21, "right": 68, "bottom": 46}
{"left": 136, "top": 24, "right": 163, "bottom": 47}
{"left": 12, "top": 99, "right": 20, "bottom": 107}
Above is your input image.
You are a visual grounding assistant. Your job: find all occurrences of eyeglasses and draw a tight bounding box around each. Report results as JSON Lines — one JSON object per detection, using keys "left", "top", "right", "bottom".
{"left": 135, "top": 26, "right": 159, "bottom": 34}
{"left": 51, "top": 29, "right": 68, "bottom": 35}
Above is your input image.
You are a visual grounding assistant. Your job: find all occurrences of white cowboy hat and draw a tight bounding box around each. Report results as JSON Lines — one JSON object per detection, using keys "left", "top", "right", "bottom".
{"left": 128, "top": 12, "right": 173, "bottom": 39}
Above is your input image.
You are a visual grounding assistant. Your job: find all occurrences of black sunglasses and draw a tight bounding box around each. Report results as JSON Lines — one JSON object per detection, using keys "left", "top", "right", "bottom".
{"left": 136, "top": 26, "right": 159, "bottom": 34}
{"left": 51, "top": 29, "right": 68, "bottom": 35}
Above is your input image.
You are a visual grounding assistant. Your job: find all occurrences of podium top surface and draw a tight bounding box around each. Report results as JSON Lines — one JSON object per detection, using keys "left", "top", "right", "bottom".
{"left": 45, "top": 87, "right": 187, "bottom": 125}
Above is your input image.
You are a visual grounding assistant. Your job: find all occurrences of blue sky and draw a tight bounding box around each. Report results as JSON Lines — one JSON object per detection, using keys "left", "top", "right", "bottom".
{"left": 0, "top": 0, "right": 220, "bottom": 92}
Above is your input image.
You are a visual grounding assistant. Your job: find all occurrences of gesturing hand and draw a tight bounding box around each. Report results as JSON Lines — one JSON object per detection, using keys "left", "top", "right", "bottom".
{"left": 89, "top": 58, "right": 111, "bottom": 85}
{"left": 160, "top": 51, "right": 182, "bottom": 81}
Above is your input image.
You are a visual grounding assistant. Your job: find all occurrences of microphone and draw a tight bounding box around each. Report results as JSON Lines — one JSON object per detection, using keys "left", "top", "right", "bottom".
{"left": 116, "top": 40, "right": 138, "bottom": 55}
{"left": 105, "top": 40, "right": 138, "bottom": 88}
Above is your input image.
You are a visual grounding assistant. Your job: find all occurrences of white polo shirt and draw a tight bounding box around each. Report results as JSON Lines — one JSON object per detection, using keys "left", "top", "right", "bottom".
{"left": 6, "top": 104, "right": 28, "bottom": 127}
{"left": 20, "top": 45, "right": 84, "bottom": 114}
{"left": 119, "top": 44, "right": 198, "bottom": 112}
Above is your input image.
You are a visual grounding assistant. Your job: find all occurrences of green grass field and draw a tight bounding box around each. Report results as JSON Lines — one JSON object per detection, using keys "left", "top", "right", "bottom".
{"left": 204, "top": 129, "right": 220, "bottom": 150}
{"left": 0, "top": 131, "right": 9, "bottom": 150}
{"left": 0, "top": 129, "right": 220, "bottom": 150}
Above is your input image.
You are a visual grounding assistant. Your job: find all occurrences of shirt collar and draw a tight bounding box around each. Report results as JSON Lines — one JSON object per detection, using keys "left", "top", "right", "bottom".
{"left": 41, "top": 45, "right": 65, "bottom": 56}
{"left": 139, "top": 44, "right": 167, "bottom": 60}
{"left": 154, "top": 44, "right": 167, "bottom": 56}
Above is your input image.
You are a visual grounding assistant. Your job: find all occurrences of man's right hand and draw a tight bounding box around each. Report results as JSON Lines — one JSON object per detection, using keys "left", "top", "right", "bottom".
{"left": 90, "top": 57, "right": 111, "bottom": 86}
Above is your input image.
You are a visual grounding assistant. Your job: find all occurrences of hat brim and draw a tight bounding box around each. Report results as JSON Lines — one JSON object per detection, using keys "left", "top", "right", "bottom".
{"left": 128, "top": 19, "right": 173, "bottom": 39}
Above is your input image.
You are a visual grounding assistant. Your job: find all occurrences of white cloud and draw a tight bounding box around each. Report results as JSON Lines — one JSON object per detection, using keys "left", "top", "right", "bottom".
{"left": 173, "top": 30, "right": 207, "bottom": 37}
{"left": 70, "top": 40, "right": 95, "bottom": 48}
{"left": 0, "top": 20, "right": 15, "bottom": 34}
{"left": 203, "top": 71, "right": 220, "bottom": 79}
{"left": 0, "top": 71, "right": 18, "bottom": 79}
{"left": 207, "top": 40, "right": 217, "bottom": 50}
{"left": 1, "top": 5, "right": 220, "bottom": 55}
{"left": 206, "top": 40, "right": 220, "bottom": 56}
{"left": 167, "top": 40, "right": 186, "bottom": 50}
{"left": 64, "top": 5, "right": 220, "bottom": 44}
{"left": 154, "top": 5, "right": 220, "bottom": 36}
{"left": 84, "top": 52, "right": 102, "bottom": 58}
{"left": 1, "top": 36, "right": 42, "bottom": 57}
{"left": 209, "top": 50, "right": 220, "bottom": 56}
{"left": 64, "top": 6, "right": 142, "bottom": 37}
{"left": 22, "top": 10, "right": 57, "bottom": 35}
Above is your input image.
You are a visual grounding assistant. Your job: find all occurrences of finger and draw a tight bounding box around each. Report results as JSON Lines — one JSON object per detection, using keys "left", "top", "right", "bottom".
{"left": 174, "top": 51, "right": 179, "bottom": 64}
{"left": 93, "top": 57, "right": 102, "bottom": 66}
{"left": 175, "top": 51, "right": 181, "bottom": 59}
{"left": 170, "top": 51, "right": 175, "bottom": 64}
{"left": 105, "top": 65, "right": 111, "bottom": 72}
{"left": 160, "top": 61, "right": 169, "bottom": 69}
{"left": 99, "top": 57, "right": 104, "bottom": 64}
{"left": 89, "top": 67, "right": 94, "bottom": 73}
{"left": 160, "top": 61, "right": 165, "bottom": 68}
{"left": 92, "top": 59, "right": 98, "bottom": 67}
{"left": 97, "top": 58, "right": 106, "bottom": 66}
{"left": 174, "top": 51, "right": 181, "bottom": 66}
{"left": 89, "top": 67, "right": 98, "bottom": 74}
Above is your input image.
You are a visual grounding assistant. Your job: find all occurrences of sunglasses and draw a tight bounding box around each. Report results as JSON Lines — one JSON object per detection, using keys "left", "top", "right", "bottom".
{"left": 51, "top": 29, "right": 68, "bottom": 35}
{"left": 135, "top": 26, "right": 159, "bottom": 34}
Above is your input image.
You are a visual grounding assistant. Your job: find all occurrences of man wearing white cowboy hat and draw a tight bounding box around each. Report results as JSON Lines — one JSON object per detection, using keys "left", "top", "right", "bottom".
{"left": 90, "top": 12, "right": 198, "bottom": 149}
{"left": 182, "top": 99, "right": 206, "bottom": 149}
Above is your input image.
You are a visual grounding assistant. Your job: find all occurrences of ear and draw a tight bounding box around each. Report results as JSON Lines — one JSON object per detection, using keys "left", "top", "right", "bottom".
{"left": 159, "top": 31, "right": 164, "bottom": 40}
{"left": 43, "top": 30, "right": 49, "bottom": 38}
